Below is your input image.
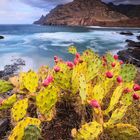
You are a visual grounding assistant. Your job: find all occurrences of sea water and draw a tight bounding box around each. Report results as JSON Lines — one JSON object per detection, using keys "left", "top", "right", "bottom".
{"left": 0, "top": 24, "right": 139, "bottom": 71}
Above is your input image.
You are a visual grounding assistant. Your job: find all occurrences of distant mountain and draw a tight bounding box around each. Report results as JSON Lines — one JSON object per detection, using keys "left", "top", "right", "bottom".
{"left": 34, "top": 0, "right": 140, "bottom": 27}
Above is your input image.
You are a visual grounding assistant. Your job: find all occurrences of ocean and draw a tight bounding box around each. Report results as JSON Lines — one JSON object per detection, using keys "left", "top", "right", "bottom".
{"left": 0, "top": 24, "right": 139, "bottom": 71}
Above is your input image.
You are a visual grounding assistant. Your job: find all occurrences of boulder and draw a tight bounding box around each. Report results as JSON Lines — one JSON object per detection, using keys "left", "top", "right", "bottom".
{"left": 137, "top": 35, "right": 140, "bottom": 40}
{"left": 0, "top": 36, "right": 4, "bottom": 39}
{"left": 118, "top": 48, "right": 140, "bottom": 67}
{"left": 120, "top": 31, "right": 133, "bottom": 36}
{"left": 0, "top": 119, "right": 9, "bottom": 136}
{"left": 125, "top": 39, "right": 140, "bottom": 48}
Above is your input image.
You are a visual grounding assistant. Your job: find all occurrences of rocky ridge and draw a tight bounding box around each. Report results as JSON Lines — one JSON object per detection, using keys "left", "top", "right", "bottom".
{"left": 34, "top": 0, "right": 140, "bottom": 27}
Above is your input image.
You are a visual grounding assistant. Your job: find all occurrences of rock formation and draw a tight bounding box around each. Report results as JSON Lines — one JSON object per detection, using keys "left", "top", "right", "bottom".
{"left": 34, "top": 0, "right": 140, "bottom": 27}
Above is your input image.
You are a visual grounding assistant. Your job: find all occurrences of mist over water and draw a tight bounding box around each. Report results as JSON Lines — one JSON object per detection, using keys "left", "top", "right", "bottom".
{"left": 0, "top": 24, "right": 139, "bottom": 71}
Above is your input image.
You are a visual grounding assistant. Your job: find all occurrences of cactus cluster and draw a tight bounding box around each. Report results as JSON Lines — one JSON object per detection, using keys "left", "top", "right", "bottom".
{"left": 0, "top": 46, "right": 139, "bottom": 139}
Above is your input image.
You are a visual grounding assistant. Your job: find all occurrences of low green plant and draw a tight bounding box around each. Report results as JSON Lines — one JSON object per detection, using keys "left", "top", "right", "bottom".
{"left": 0, "top": 46, "right": 139, "bottom": 140}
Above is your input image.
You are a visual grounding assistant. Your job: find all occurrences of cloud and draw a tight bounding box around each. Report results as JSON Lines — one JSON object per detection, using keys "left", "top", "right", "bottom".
{"left": 22, "top": 0, "right": 73, "bottom": 9}
{"left": 0, "top": 0, "right": 46, "bottom": 24}
{"left": 102, "top": 0, "right": 140, "bottom": 5}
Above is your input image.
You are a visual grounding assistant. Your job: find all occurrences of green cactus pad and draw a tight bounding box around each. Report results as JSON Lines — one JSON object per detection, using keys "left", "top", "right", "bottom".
{"left": 120, "top": 64, "right": 137, "bottom": 82}
{"left": 105, "top": 123, "right": 140, "bottom": 140}
{"left": 23, "top": 125, "right": 42, "bottom": 140}
{"left": 0, "top": 94, "right": 17, "bottom": 110}
{"left": 54, "top": 62, "right": 72, "bottom": 91}
{"left": 8, "top": 117, "right": 41, "bottom": 140}
{"left": 36, "top": 85, "right": 58, "bottom": 121}
{"left": 73, "top": 121, "right": 103, "bottom": 140}
{"left": 0, "top": 80, "right": 13, "bottom": 94}
{"left": 11, "top": 98, "right": 28, "bottom": 122}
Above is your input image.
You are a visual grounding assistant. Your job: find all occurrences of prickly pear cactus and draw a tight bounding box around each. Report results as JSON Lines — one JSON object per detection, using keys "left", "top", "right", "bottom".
{"left": 54, "top": 62, "right": 72, "bottom": 91}
{"left": 0, "top": 94, "right": 17, "bottom": 110}
{"left": 38, "top": 65, "right": 49, "bottom": 82}
{"left": 104, "top": 85, "right": 124, "bottom": 114}
{"left": 23, "top": 125, "right": 42, "bottom": 140}
{"left": 106, "top": 106, "right": 128, "bottom": 125}
{"left": 36, "top": 85, "right": 59, "bottom": 121}
{"left": 11, "top": 98, "right": 28, "bottom": 122}
{"left": 79, "top": 74, "right": 87, "bottom": 104}
{"left": 8, "top": 117, "right": 41, "bottom": 140}
{"left": 20, "top": 71, "right": 39, "bottom": 93}
{"left": 73, "top": 121, "right": 103, "bottom": 140}
{"left": 104, "top": 123, "right": 140, "bottom": 140}
{"left": 120, "top": 64, "right": 137, "bottom": 82}
{"left": 68, "top": 46, "right": 77, "bottom": 54}
{"left": 0, "top": 80, "right": 13, "bottom": 94}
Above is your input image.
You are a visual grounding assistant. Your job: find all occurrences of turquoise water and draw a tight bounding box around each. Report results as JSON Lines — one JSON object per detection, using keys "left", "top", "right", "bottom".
{"left": 0, "top": 24, "right": 139, "bottom": 71}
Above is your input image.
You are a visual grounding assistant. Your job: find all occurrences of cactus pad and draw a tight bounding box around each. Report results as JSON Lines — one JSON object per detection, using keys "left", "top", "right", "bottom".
{"left": 73, "top": 121, "right": 103, "bottom": 140}
{"left": 36, "top": 85, "right": 58, "bottom": 120}
{"left": 11, "top": 98, "right": 28, "bottom": 122}
{"left": 8, "top": 117, "right": 41, "bottom": 140}
{"left": 23, "top": 125, "right": 42, "bottom": 140}
{"left": 120, "top": 64, "right": 137, "bottom": 82}
{"left": 21, "top": 71, "right": 39, "bottom": 93}
{"left": 0, "top": 94, "right": 17, "bottom": 110}
{"left": 105, "top": 123, "right": 140, "bottom": 140}
{"left": 0, "top": 80, "right": 13, "bottom": 94}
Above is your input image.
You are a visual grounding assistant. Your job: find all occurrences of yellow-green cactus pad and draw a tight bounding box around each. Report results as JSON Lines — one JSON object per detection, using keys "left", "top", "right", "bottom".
{"left": 73, "top": 121, "right": 103, "bottom": 140}
{"left": 120, "top": 64, "right": 137, "bottom": 82}
{"left": 0, "top": 94, "right": 17, "bottom": 110}
{"left": 68, "top": 46, "right": 77, "bottom": 54}
{"left": 104, "top": 85, "right": 124, "bottom": 114}
{"left": 54, "top": 62, "right": 72, "bottom": 91}
{"left": 106, "top": 106, "right": 128, "bottom": 125}
{"left": 36, "top": 85, "right": 59, "bottom": 120}
{"left": 22, "top": 71, "right": 39, "bottom": 93}
{"left": 8, "top": 117, "right": 41, "bottom": 140}
{"left": 0, "top": 80, "right": 13, "bottom": 94}
{"left": 79, "top": 74, "right": 87, "bottom": 104}
{"left": 105, "top": 123, "right": 140, "bottom": 140}
{"left": 11, "top": 98, "right": 28, "bottom": 122}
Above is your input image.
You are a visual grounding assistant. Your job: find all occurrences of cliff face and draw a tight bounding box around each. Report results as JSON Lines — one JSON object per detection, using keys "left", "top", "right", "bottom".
{"left": 34, "top": 0, "right": 140, "bottom": 27}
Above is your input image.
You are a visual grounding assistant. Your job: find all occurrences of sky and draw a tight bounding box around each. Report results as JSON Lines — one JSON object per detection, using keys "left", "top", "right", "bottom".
{"left": 0, "top": 0, "right": 140, "bottom": 24}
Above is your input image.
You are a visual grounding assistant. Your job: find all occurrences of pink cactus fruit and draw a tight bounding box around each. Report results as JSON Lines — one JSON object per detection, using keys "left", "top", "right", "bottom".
{"left": 114, "top": 55, "right": 118, "bottom": 60}
{"left": 75, "top": 53, "right": 80, "bottom": 59}
{"left": 106, "top": 71, "right": 113, "bottom": 78}
{"left": 54, "top": 66, "right": 60, "bottom": 72}
{"left": 74, "top": 58, "right": 79, "bottom": 65}
{"left": 66, "top": 61, "right": 74, "bottom": 69}
{"left": 43, "top": 75, "right": 54, "bottom": 87}
{"left": 123, "top": 88, "right": 131, "bottom": 94}
{"left": 119, "top": 60, "right": 124, "bottom": 65}
{"left": 89, "top": 100, "right": 100, "bottom": 108}
{"left": 111, "top": 62, "right": 116, "bottom": 67}
{"left": 117, "top": 76, "right": 123, "bottom": 83}
{"left": 132, "top": 93, "right": 140, "bottom": 100}
{"left": 133, "top": 84, "right": 140, "bottom": 91}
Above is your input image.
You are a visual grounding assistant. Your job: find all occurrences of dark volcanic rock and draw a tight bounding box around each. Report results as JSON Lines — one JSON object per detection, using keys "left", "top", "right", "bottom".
{"left": 118, "top": 48, "right": 140, "bottom": 67}
{"left": 0, "top": 36, "right": 4, "bottom": 39}
{"left": 125, "top": 40, "right": 140, "bottom": 48}
{"left": 0, "top": 58, "right": 25, "bottom": 78}
{"left": 0, "top": 119, "right": 9, "bottom": 136}
{"left": 120, "top": 31, "right": 133, "bottom": 36}
{"left": 34, "top": 0, "right": 140, "bottom": 27}
{"left": 137, "top": 35, "right": 140, "bottom": 40}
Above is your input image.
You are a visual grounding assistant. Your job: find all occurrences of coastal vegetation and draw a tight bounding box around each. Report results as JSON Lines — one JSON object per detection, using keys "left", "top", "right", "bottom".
{"left": 0, "top": 47, "right": 140, "bottom": 140}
